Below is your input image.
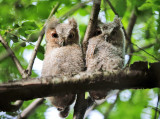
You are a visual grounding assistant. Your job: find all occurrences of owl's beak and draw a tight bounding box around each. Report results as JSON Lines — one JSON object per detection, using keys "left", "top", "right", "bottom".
{"left": 59, "top": 39, "right": 67, "bottom": 46}
{"left": 104, "top": 34, "right": 108, "bottom": 41}
{"left": 108, "top": 28, "right": 114, "bottom": 35}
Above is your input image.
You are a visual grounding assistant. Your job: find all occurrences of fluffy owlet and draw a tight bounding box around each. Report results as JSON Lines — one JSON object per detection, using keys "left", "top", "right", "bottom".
{"left": 86, "top": 16, "right": 125, "bottom": 100}
{"left": 41, "top": 17, "right": 84, "bottom": 118}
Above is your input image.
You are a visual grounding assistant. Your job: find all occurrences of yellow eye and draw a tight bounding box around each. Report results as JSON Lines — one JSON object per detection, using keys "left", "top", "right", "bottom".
{"left": 68, "top": 33, "right": 74, "bottom": 39}
{"left": 52, "top": 33, "right": 58, "bottom": 38}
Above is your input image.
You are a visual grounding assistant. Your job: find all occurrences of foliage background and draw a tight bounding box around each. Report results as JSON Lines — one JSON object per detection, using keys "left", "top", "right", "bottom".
{"left": 0, "top": 0, "right": 160, "bottom": 119}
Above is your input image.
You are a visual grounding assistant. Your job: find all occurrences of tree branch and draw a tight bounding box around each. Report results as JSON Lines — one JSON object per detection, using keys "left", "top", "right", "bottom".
{"left": 82, "top": 0, "right": 101, "bottom": 54}
{"left": 127, "top": 10, "right": 137, "bottom": 40}
{"left": 104, "top": 92, "right": 120, "bottom": 118}
{"left": 73, "top": 93, "right": 86, "bottom": 119}
{"left": 0, "top": 35, "right": 26, "bottom": 78}
{"left": 73, "top": 94, "right": 94, "bottom": 119}
{"left": 126, "top": 10, "right": 137, "bottom": 64}
{"left": 0, "top": 61, "right": 160, "bottom": 112}
{"left": 48, "top": 2, "right": 60, "bottom": 19}
{"left": 17, "top": 98, "right": 45, "bottom": 119}
{"left": 134, "top": 43, "right": 155, "bottom": 53}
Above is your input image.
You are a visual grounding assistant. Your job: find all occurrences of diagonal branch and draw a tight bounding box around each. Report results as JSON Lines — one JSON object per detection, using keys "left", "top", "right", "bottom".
{"left": 48, "top": 3, "right": 60, "bottom": 20}
{"left": 0, "top": 35, "right": 26, "bottom": 78}
{"left": 26, "top": 3, "right": 60, "bottom": 77}
{"left": 59, "top": 1, "right": 90, "bottom": 21}
{"left": 19, "top": 3, "right": 60, "bottom": 118}
{"left": 82, "top": 0, "right": 101, "bottom": 54}
{"left": 104, "top": 92, "right": 120, "bottom": 118}
{"left": 134, "top": 43, "right": 155, "bottom": 53}
{"left": 127, "top": 10, "right": 137, "bottom": 40}
{"left": 17, "top": 98, "right": 45, "bottom": 119}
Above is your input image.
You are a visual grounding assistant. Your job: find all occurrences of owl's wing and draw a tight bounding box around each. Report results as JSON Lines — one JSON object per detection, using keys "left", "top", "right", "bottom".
{"left": 86, "top": 42, "right": 97, "bottom": 67}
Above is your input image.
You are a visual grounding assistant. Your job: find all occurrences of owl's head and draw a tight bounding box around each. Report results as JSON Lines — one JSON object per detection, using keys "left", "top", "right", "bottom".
{"left": 101, "top": 16, "right": 125, "bottom": 46}
{"left": 45, "top": 17, "right": 79, "bottom": 47}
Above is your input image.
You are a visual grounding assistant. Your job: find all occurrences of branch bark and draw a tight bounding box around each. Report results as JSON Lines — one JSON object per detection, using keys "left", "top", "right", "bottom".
{"left": 127, "top": 10, "right": 137, "bottom": 40}
{"left": 0, "top": 35, "right": 26, "bottom": 78}
{"left": 0, "top": 62, "right": 160, "bottom": 112}
{"left": 104, "top": 92, "right": 120, "bottom": 118}
{"left": 82, "top": 0, "right": 101, "bottom": 54}
{"left": 73, "top": 94, "right": 94, "bottom": 119}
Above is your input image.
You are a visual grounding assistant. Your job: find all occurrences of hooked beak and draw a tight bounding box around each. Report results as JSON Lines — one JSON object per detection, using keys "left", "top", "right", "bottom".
{"left": 59, "top": 39, "right": 67, "bottom": 47}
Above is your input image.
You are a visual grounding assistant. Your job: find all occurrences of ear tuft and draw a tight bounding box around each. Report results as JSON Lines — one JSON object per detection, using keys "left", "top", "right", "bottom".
{"left": 68, "top": 18, "right": 78, "bottom": 28}
{"left": 113, "top": 15, "right": 122, "bottom": 27}
{"left": 45, "top": 16, "right": 59, "bottom": 32}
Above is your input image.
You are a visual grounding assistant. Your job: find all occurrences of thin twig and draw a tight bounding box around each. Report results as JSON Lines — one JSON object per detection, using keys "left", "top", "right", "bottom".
{"left": 104, "top": 92, "right": 120, "bottom": 118}
{"left": 0, "top": 35, "right": 26, "bottom": 77}
{"left": 59, "top": 1, "right": 90, "bottom": 21}
{"left": 126, "top": 10, "right": 137, "bottom": 64}
{"left": 127, "top": 10, "right": 137, "bottom": 40}
{"left": 48, "top": 3, "right": 60, "bottom": 20}
{"left": 17, "top": 98, "right": 44, "bottom": 119}
{"left": 134, "top": 43, "right": 155, "bottom": 53}
{"left": 154, "top": 89, "right": 160, "bottom": 119}
{"left": 132, "top": 43, "right": 160, "bottom": 61}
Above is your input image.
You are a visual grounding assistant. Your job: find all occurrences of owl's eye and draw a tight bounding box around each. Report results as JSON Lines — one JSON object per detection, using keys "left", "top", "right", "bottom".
{"left": 52, "top": 33, "right": 58, "bottom": 38}
{"left": 95, "top": 30, "right": 102, "bottom": 35}
{"left": 68, "top": 33, "right": 74, "bottom": 39}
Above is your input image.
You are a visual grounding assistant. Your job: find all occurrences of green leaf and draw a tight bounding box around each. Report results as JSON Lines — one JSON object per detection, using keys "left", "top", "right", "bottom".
{"left": 111, "top": 0, "right": 127, "bottom": 17}
{"left": 37, "top": 52, "right": 44, "bottom": 60}
{"left": 27, "top": 31, "right": 40, "bottom": 42}
{"left": 37, "top": 45, "right": 45, "bottom": 60}
{"left": 21, "top": 21, "right": 38, "bottom": 30}
{"left": 138, "top": 2, "right": 152, "bottom": 11}
{"left": 6, "top": 32, "right": 18, "bottom": 43}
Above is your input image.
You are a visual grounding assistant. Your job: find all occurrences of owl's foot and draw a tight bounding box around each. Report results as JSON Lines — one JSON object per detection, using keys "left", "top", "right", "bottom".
{"left": 59, "top": 106, "right": 70, "bottom": 118}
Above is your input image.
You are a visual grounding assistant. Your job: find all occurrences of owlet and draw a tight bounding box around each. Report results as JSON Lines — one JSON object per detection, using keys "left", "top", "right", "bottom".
{"left": 86, "top": 16, "right": 125, "bottom": 100}
{"left": 41, "top": 17, "right": 84, "bottom": 118}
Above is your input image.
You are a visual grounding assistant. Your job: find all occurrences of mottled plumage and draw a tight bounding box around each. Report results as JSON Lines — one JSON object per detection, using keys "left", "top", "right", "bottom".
{"left": 86, "top": 16, "right": 125, "bottom": 100}
{"left": 41, "top": 17, "right": 84, "bottom": 118}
